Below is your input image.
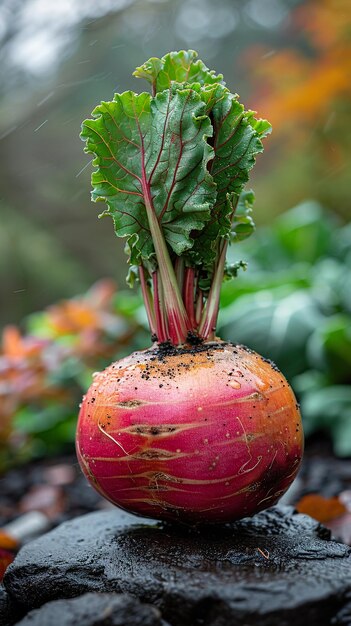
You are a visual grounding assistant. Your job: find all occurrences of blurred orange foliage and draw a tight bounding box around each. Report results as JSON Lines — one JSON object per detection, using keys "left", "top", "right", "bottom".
{"left": 46, "top": 280, "right": 115, "bottom": 337}
{"left": 296, "top": 493, "right": 347, "bottom": 523}
{"left": 249, "top": 0, "right": 351, "bottom": 132}
{"left": 44, "top": 279, "right": 129, "bottom": 359}
{"left": 0, "top": 327, "right": 63, "bottom": 441}
{"left": 0, "top": 280, "right": 135, "bottom": 460}
{"left": 0, "top": 548, "right": 15, "bottom": 581}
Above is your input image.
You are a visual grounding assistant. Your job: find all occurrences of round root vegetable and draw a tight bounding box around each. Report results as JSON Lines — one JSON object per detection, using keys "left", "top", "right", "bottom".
{"left": 76, "top": 50, "right": 304, "bottom": 524}
{"left": 77, "top": 342, "right": 303, "bottom": 523}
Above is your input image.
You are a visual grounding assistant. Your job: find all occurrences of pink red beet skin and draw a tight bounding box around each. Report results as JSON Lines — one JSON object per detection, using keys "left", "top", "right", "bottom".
{"left": 76, "top": 342, "right": 303, "bottom": 523}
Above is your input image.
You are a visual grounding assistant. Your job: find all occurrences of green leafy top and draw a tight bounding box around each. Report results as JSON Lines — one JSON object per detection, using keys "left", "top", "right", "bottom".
{"left": 133, "top": 49, "right": 225, "bottom": 94}
{"left": 81, "top": 88, "right": 215, "bottom": 267}
{"left": 81, "top": 50, "right": 271, "bottom": 345}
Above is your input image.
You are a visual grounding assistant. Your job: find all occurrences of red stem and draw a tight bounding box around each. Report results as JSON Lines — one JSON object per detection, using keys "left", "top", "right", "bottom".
{"left": 175, "top": 257, "right": 185, "bottom": 293}
{"left": 195, "top": 288, "right": 203, "bottom": 326}
{"left": 183, "top": 267, "right": 196, "bottom": 329}
{"left": 138, "top": 266, "right": 156, "bottom": 337}
{"left": 135, "top": 99, "right": 190, "bottom": 345}
{"left": 198, "top": 240, "right": 228, "bottom": 340}
{"left": 152, "top": 271, "right": 168, "bottom": 342}
{"left": 198, "top": 196, "right": 240, "bottom": 339}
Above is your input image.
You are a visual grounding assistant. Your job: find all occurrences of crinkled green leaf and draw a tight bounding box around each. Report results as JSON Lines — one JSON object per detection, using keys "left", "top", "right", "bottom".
{"left": 126, "top": 264, "right": 140, "bottom": 288}
{"left": 231, "top": 189, "right": 256, "bottom": 243}
{"left": 187, "top": 191, "right": 234, "bottom": 270}
{"left": 236, "top": 189, "right": 256, "bottom": 214}
{"left": 134, "top": 57, "right": 270, "bottom": 268}
{"left": 133, "top": 50, "right": 224, "bottom": 93}
{"left": 209, "top": 89, "right": 271, "bottom": 210}
{"left": 182, "top": 84, "right": 270, "bottom": 266}
{"left": 224, "top": 260, "right": 248, "bottom": 281}
{"left": 245, "top": 112, "right": 272, "bottom": 138}
{"left": 186, "top": 82, "right": 228, "bottom": 115}
{"left": 168, "top": 83, "right": 270, "bottom": 209}
{"left": 81, "top": 88, "right": 216, "bottom": 265}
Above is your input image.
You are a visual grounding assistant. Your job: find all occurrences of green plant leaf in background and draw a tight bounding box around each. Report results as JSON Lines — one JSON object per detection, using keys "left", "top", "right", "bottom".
{"left": 307, "top": 314, "right": 351, "bottom": 383}
{"left": 14, "top": 405, "right": 77, "bottom": 457}
{"left": 311, "top": 257, "right": 351, "bottom": 315}
{"left": 220, "top": 289, "right": 323, "bottom": 379}
{"left": 274, "top": 201, "right": 337, "bottom": 264}
{"left": 296, "top": 384, "right": 351, "bottom": 457}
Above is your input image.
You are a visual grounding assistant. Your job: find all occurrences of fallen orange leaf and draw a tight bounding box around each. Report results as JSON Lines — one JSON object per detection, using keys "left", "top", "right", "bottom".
{"left": 0, "top": 548, "right": 15, "bottom": 581}
{"left": 296, "top": 493, "right": 347, "bottom": 523}
{"left": 0, "top": 531, "right": 18, "bottom": 551}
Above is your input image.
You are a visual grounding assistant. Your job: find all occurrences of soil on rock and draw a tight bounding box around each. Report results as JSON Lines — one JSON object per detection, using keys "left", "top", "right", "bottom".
{"left": 15, "top": 592, "right": 168, "bottom": 626}
{"left": 4, "top": 505, "right": 351, "bottom": 626}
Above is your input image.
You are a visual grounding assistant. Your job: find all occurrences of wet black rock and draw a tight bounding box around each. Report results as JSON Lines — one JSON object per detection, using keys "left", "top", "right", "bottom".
{"left": 0, "top": 586, "right": 10, "bottom": 626}
{"left": 15, "top": 592, "right": 168, "bottom": 626}
{"left": 4, "top": 506, "right": 351, "bottom": 626}
{"left": 333, "top": 591, "right": 351, "bottom": 626}
{"left": 0, "top": 585, "right": 24, "bottom": 626}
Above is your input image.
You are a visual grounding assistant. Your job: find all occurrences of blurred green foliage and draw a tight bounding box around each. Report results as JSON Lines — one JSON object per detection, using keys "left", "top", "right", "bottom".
{"left": 218, "top": 201, "right": 351, "bottom": 456}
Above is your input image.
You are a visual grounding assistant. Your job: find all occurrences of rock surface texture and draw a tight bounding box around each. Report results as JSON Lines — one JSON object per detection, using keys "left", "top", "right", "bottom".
{"left": 0, "top": 584, "right": 24, "bottom": 626}
{"left": 4, "top": 505, "right": 351, "bottom": 626}
{"left": 15, "top": 592, "right": 168, "bottom": 626}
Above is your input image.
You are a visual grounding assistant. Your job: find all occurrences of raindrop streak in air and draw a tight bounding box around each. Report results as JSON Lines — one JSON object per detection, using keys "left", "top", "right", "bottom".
{"left": 76, "top": 159, "right": 93, "bottom": 178}
{"left": 37, "top": 92, "right": 55, "bottom": 107}
{"left": 34, "top": 120, "right": 48, "bottom": 132}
